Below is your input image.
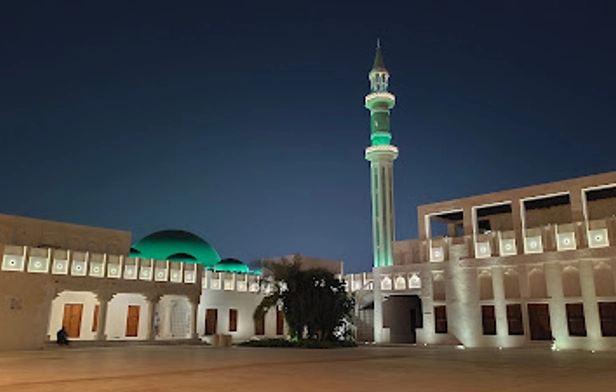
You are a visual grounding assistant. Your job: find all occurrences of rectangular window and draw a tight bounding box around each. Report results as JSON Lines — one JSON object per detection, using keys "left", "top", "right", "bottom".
{"left": 229, "top": 309, "right": 238, "bottom": 332}
{"left": 598, "top": 302, "right": 616, "bottom": 337}
{"left": 434, "top": 306, "right": 447, "bottom": 334}
{"left": 506, "top": 304, "right": 524, "bottom": 335}
{"left": 481, "top": 305, "right": 497, "bottom": 335}
{"left": 528, "top": 303, "right": 552, "bottom": 341}
{"left": 566, "top": 303, "right": 587, "bottom": 337}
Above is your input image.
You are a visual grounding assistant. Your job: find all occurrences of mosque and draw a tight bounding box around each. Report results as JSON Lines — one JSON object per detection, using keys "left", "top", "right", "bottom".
{"left": 2, "top": 46, "right": 616, "bottom": 352}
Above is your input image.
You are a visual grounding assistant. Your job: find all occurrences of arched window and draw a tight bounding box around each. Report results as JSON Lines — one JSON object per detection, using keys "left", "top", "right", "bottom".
{"left": 529, "top": 268, "right": 547, "bottom": 298}
{"left": 433, "top": 273, "right": 446, "bottom": 301}
{"left": 478, "top": 270, "right": 493, "bottom": 300}
{"left": 562, "top": 266, "right": 581, "bottom": 297}
{"left": 594, "top": 262, "right": 616, "bottom": 297}
{"left": 504, "top": 270, "right": 521, "bottom": 299}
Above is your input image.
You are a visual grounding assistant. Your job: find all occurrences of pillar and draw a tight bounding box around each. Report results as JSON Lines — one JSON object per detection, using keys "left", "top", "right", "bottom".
{"left": 189, "top": 296, "right": 200, "bottom": 340}
{"left": 146, "top": 293, "right": 161, "bottom": 341}
{"left": 95, "top": 291, "right": 114, "bottom": 341}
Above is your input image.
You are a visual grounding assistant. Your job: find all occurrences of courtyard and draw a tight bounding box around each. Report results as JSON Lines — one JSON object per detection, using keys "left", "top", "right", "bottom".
{"left": 0, "top": 344, "right": 614, "bottom": 391}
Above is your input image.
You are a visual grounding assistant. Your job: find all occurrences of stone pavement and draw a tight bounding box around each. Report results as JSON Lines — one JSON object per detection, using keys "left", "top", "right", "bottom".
{"left": 0, "top": 344, "right": 614, "bottom": 391}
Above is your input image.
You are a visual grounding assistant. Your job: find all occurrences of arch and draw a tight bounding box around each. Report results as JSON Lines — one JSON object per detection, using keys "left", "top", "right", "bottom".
{"left": 409, "top": 274, "right": 421, "bottom": 289}
{"left": 155, "top": 295, "right": 192, "bottom": 339}
{"left": 394, "top": 276, "right": 406, "bottom": 290}
{"left": 478, "top": 269, "right": 493, "bottom": 300}
{"left": 594, "top": 262, "right": 616, "bottom": 297}
{"left": 48, "top": 291, "right": 99, "bottom": 341}
{"left": 528, "top": 268, "right": 547, "bottom": 298}
{"left": 504, "top": 269, "right": 521, "bottom": 299}
{"left": 106, "top": 293, "right": 149, "bottom": 340}
{"left": 562, "top": 265, "right": 581, "bottom": 297}
{"left": 381, "top": 276, "right": 392, "bottom": 291}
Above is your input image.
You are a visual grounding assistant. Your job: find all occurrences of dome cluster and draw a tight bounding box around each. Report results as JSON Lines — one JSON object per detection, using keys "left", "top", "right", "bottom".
{"left": 130, "top": 230, "right": 254, "bottom": 274}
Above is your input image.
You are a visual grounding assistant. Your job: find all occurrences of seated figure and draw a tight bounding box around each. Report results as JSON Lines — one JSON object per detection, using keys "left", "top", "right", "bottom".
{"left": 56, "top": 326, "right": 70, "bottom": 345}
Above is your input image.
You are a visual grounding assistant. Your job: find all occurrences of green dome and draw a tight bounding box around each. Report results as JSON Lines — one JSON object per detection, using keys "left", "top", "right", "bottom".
{"left": 131, "top": 230, "right": 221, "bottom": 267}
{"left": 214, "top": 258, "right": 250, "bottom": 273}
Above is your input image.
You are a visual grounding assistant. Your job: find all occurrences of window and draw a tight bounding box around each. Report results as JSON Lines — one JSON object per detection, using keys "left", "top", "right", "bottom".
{"left": 598, "top": 302, "right": 616, "bottom": 337}
{"left": 481, "top": 305, "right": 497, "bottom": 335}
{"left": 566, "top": 303, "right": 586, "bottom": 337}
{"left": 506, "top": 304, "right": 524, "bottom": 335}
{"left": 229, "top": 309, "right": 238, "bottom": 332}
{"left": 434, "top": 306, "right": 447, "bottom": 334}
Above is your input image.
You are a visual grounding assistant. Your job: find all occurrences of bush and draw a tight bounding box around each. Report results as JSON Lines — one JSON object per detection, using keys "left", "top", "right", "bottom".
{"left": 238, "top": 338, "right": 357, "bottom": 349}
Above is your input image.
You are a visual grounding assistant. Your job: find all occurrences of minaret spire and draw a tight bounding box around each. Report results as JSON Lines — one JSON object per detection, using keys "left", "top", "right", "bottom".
{"left": 365, "top": 42, "right": 398, "bottom": 269}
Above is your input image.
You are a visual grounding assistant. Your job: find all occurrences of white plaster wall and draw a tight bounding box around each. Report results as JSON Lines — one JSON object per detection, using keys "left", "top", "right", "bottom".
{"left": 197, "top": 289, "right": 283, "bottom": 342}
{"left": 47, "top": 291, "right": 98, "bottom": 341}
{"left": 106, "top": 293, "right": 149, "bottom": 340}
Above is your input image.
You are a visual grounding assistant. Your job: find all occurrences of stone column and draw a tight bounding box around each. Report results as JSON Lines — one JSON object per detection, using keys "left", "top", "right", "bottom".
{"left": 146, "top": 293, "right": 162, "bottom": 341}
{"left": 579, "top": 260, "right": 602, "bottom": 346}
{"left": 189, "top": 296, "right": 200, "bottom": 340}
{"left": 95, "top": 291, "right": 114, "bottom": 341}
{"left": 491, "top": 267, "right": 508, "bottom": 339}
{"left": 463, "top": 205, "right": 476, "bottom": 258}
{"left": 373, "top": 270, "right": 385, "bottom": 343}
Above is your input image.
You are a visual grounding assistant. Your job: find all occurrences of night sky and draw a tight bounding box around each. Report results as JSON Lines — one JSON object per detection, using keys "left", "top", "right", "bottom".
{"left": 1, "top": 1, "right": 615, "bottom": 272}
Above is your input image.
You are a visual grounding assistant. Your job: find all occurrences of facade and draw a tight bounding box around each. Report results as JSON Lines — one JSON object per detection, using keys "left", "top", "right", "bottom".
{"left": 0, "top": 214, "right": 342, "bottom": 351}
{"left": 362, "top": 168, "right": 616, "bottom": 350}
{"left": 361, "top": 45, "right": 616, "bottom": 351}
{"left": 2, "top": 45, "right": 616, "bottom": 352}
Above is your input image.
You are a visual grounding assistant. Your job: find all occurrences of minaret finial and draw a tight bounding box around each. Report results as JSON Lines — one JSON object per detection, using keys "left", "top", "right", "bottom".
{"left": 377, "top": 38, "right": 381, "bottom": 48}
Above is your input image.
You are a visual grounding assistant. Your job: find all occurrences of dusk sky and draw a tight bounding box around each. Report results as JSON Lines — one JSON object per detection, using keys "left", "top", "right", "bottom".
{"left": 1, "top": 1, "right": 615, "bottom": 272}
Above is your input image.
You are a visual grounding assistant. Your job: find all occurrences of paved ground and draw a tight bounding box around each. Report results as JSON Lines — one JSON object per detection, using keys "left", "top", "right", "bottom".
{"left": 0, "top": 344, "right": 614, "bottom": 391}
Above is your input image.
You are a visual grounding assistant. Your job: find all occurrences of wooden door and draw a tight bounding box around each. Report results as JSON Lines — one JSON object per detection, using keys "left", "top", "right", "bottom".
{"left": 276, "top": 310, "right": 284, "bottom": 335}
{"left": 528, "top": 303, "right": 552, "bottom": 340}
{"left": 125, "top": 305, "right": 140, "bottom": 337}
{"left": 62, "top": 304, "right": 83, "bottom": 338}
{"left": 205, "top": 309, "right": 218, "bottom": 335}
{"left": 255, "top": 315, "right": 265, "bottom": 336}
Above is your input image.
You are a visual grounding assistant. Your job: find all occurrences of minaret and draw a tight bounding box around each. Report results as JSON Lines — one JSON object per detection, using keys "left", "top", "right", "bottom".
{"left": 365, "top": 42, "right": 398, "bottom": 268}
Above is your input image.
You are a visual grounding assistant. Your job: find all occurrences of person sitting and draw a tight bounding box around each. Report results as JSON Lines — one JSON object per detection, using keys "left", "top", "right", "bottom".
{"left": 56, "top": 326, "right": 70, "bottom": 346}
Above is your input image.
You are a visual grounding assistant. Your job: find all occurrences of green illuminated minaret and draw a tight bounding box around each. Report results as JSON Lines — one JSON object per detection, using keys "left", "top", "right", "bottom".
{"left": 365, "top": 42, "right": 398, "bottom": 268}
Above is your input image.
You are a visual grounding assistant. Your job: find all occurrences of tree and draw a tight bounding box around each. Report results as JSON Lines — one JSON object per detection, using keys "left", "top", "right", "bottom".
{"left": 253, "top": 257, "right": 354, "bottom": 342}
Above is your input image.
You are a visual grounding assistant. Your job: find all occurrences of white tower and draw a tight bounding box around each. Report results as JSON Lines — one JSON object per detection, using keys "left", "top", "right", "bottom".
{"left": 365, "top": 42, "right": 398, "bottom": 268}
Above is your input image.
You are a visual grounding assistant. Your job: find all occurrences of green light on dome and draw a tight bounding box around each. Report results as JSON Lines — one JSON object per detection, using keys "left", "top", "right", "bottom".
{"left": 131, "top": 230, "right": 221, "bottom": 267}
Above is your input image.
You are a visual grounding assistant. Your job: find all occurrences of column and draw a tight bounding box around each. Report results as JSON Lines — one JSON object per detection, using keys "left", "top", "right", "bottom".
{"left": 373, "top": 271, "right": 385, "bottom": 343}
{"left": 463, "top": 205, "right": 475, "bottom": 258}
{"left": 579, "top": 260, "right": 602, "bottom": 345}
{"left": 95, "top": 291, "right": 114, "bottom": 341}
{"left": 146, "top": 293, "right": 161, "bottom": 341}
{"left": 189, "top": 296, "right": 199, "bottom": 340}
{"left": 491, "top": 267, "right": 508, "bottom": 339}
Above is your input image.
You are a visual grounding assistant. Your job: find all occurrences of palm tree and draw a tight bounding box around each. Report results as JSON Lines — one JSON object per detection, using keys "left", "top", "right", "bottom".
{"left": 253, "top": 257, "right": 354, "bottom": 342}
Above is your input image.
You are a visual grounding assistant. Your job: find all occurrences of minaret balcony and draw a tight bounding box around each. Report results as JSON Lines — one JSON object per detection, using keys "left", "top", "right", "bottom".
{"left": 365, "top": 92, "right": 395, "bottom": 108}
{"left": 365, "top": 145, "right": 399, "bottom": 161}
